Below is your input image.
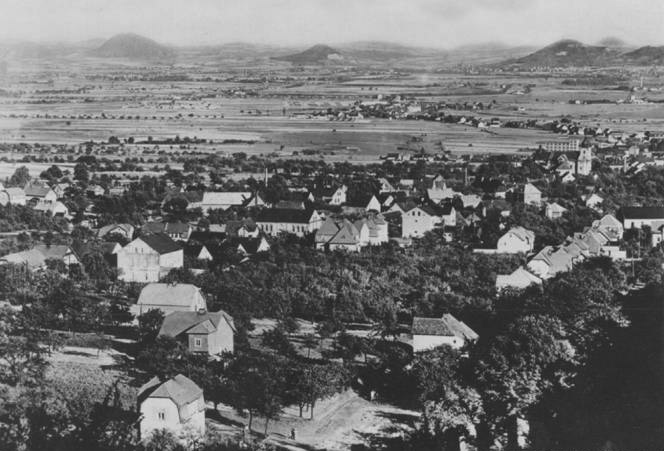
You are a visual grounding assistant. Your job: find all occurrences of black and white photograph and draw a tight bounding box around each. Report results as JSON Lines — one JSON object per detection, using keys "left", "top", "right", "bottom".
{"left": 0, "top": 1, "right": 663, "bottom": 450}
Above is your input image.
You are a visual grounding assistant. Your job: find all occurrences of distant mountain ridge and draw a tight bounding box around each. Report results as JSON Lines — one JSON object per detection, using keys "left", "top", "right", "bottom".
{"left": 272, "top": 44, "right": 343, "bottom": 64}
{"left": 506, "top": 39, "right": 617, "bottom": 68}
{"left": 92, "top": 33, "right": 175, "bottom": 60}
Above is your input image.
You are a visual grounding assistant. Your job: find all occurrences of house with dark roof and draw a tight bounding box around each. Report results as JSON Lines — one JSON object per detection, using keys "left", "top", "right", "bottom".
{"left": 256, "top": 208, "right": 323, "bottom": 237}
{"left": 138, "top": 374, "right": 205, "bottom": 441}
{"left": 116, "top": 233, "right": 183, "bottom": 282}
{"left": 411, "top": 314, "right": 479, "bottom": 352}
{"left": 159, "top": 309, "right": 235, "bottom": 356}
{"left": 620, "top": 206, "right": 664, "bottom": 230}
{"left": 342, "top": 195, "right": 381, "bottom": 214}
{"left": 23, "top": 183, "right": 56, "bottom": 203}
{"left": 143, "top": 221, "right": 193, "bottom": 241}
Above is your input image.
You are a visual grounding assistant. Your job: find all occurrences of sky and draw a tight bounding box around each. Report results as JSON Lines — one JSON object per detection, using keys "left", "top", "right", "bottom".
{"left": 1, "top": 0, "right": 663, "bottom": 49}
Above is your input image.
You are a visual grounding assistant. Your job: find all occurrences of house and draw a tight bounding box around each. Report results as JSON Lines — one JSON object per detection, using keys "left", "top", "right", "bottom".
{"left": 427, "top": 182, "right": 458, "bottom": 203}
{"left": 497, "top": 227, "right": 535, "bottom": 254}
{"left": 116, "top": 233, "right": 183, "bottom": 282}
{"left": 315, "top": 215, "right": 388, "bottom": 251}
{"left": 327, "top": 185, "right": 348, "bottom": 205}
{"left": 378, "top": 178, "right": 395, "bottom": 193}
{"left": 97, "top": 223, "right": 135, "bottom": 241}
{"left": 53, "top": 183, "right": 70, "bottom": 198}
{"left": 584, "top": 193, "right": 604, "bottom": 211}
{"left": 527, "top": 246, "right": 581, "bottom": 279}
{"left": 545, "top": 202, "right": 568, "bottom": 220}
{"left": 199, "top": 192, "right": 264, "bottom": 212}
{"left": 495, "top": 267, "right": 543, "bottom": 292}
{"left": 256, "top": 208, "right": 323, "bottom": 237}
{"left": 402, "top": 204, "right": 455, "bottom": 238}
{"left": 591, "top": 214, "right": 624, "bottom": 241}
{"left": 33, "top": 200, "right": 69, "bottom": 217}
{"left": 24, "top": 183, "right": 57, "bottom": 203}
{"left": 0, "top": 187, "right": 27, "bottom": 206}
{"left": 620, "top": 207, "right": 664, "bottom": 230}
{"left": 159, "top": 310, "right": 235, "bottom": 356}
{"left": 411, "top": 314, "right": 479, "bottom": 352}
{"left": 138, "top": 374, "right": 205, "bottom": 442}
{"left": 0, "top": 244, "right": 80, "bottom": 270}
{"left": 86, "top": 184, "right": 106, "bottom": 197}
{"left": 137, "top": 283, "right": 207, "bottom": 316}
{"left": 342, "top": 195, "right": 381, "bottom": 214}
{"left": 518, "top": 183, "right": 542, "bottom": 206}
{"left": 143, "top": 221, "right": 193, "bottom": 242}
{"left": 184, "top": 244, "right": 213, "bottom": 261}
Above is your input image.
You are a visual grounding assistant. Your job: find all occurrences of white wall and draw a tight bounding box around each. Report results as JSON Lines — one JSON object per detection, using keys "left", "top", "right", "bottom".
{"left": 140, "top": 398, "right": 181, "bottom": 440}
{"left": 413, "top": 334, "right": 463, "bottom": 352}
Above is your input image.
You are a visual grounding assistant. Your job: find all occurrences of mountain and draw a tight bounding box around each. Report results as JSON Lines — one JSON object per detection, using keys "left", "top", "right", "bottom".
{"left": 505, "top": 39, "right": 617, "bottom": 68}
{"left": 621, "top": 46, "right": 664, "bottom": 65}
{"left": 338, "top": 41, "right": 436, "bottom": 60}
{"left": 273, "top": 44, "right": 343, "bottom": 64}
{"left": 92, "top": 33, "right": 175, "bottom": 60}
{"left": 597, "top": 37, "right": 629, "bottom": 49}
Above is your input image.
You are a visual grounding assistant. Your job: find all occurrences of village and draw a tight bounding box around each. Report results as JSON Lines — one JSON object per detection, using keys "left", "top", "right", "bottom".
{"left": 2, "top": 118, "right": 664, "bottom": 450}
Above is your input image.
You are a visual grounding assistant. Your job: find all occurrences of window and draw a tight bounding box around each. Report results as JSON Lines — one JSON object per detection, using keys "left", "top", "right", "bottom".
{"left": 158, "top": 411, "right": 166, "bottom": 421}
{"left": 194, "top": 338, "right": 202, "bottom": 347}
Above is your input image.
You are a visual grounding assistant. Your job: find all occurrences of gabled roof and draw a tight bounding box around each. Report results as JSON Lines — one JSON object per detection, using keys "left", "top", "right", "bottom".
{"left": 412, "top": 314, "right": 478, "bottom": 341}
{"left": 158, "top": 310, "right": 235, "bottom": 337}
{"left": 33, "top": 244, "right": 72, "bottom": 260}
{"left": 329, "top": 223, "right": 360, "bottom": 245}
{"left": 138, "top": 233, "right": 182, "bottom": 254}
{"left": 138, "top": 283, "right": 203, "bottom": 307}
{"left": 138, "top": 374, "right": 203, "bottom": 409}
{"left": 97, "top": 223, "right": 134, "bottom": 238}
{"left": 24, "top": 183, "right": 53, "bottom": 198}
{"left": 256, "top": 208, "right": 317, "bottom": 224}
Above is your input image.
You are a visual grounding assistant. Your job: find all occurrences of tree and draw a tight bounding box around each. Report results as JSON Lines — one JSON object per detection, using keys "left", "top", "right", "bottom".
{"left": 472, "top": 315, "right": 575, "bottom": 450}
{"left": 413, "top": 347, "right": 483, "bottom": 451}
{"left": 0, "top": 306, "right": 50, "bottom": 387}
{"left": 74, "top": 163, "right": 89, "bottom": 184}
{"left": 137, "top": 309, "right": 165, "bottom": 345}
{"left": 222, "top": 353, "right": 287, "bottom": 434}
{"left": 7, "top": 166, "right": 30, "bottom": 188}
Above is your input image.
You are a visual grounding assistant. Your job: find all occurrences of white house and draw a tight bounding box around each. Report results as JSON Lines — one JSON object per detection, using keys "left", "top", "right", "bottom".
{"left": 0, "top": 187, "right": 27, "bottom": 206}
{"left": 497, "top": 227, "right": 535, "bottom": 254}
{"left": 411, "top": 314, "right": 479, "bottom": 352}
{"left": 545, "top": 202, "right": 568, "bottom": 220}
{"left": 137, "top": 283, "right": 207, "bottom": 316}
{"left": 585, "top": 193, "right": 604, "bottom": 211}
{"left": 116, "top": 233, "right": 183, "bottom": 282}
{"left": 138, "top": 374, "right": 206, "bottom": 442}
{"left": 402, "top": 204, "right": 455, "bottom": 239}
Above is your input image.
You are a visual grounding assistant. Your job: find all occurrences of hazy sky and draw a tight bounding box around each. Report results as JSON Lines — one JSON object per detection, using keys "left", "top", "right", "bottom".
{"left": 1, "top": 0, "right": 663, "bottom": 48}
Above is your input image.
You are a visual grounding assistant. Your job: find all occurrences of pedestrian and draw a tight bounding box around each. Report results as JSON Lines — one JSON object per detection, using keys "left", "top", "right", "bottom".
{"left": 291, "top": 427, "right": 296, "bottom": 440}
